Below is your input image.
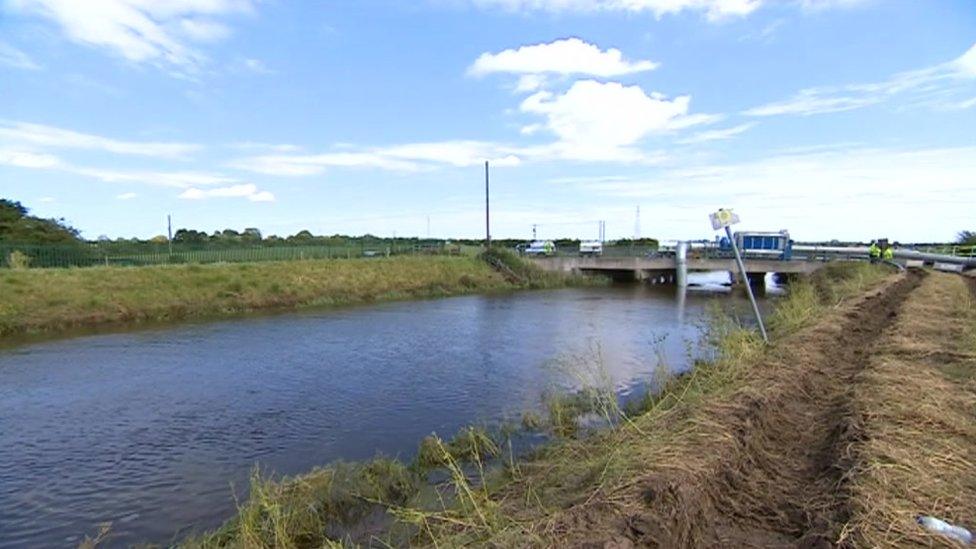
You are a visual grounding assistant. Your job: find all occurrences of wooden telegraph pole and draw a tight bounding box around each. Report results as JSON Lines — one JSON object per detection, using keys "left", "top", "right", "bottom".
{"left": 167, "top": 214, "right": 173, "bottom": 256}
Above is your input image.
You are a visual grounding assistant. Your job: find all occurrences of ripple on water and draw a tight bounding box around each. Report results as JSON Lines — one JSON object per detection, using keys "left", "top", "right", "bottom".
{"left": 0, "top": 284, "right": 756, "bottom": 547}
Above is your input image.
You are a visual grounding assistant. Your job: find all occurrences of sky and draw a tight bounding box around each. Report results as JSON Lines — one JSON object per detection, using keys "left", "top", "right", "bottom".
{"left": 1, "top": 0, "right": 974, "bottom": 243}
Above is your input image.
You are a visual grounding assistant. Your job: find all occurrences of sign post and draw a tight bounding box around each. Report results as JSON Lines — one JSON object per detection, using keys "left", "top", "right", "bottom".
{"left": 710, "top": 208, "right": 768, "bottom": 344}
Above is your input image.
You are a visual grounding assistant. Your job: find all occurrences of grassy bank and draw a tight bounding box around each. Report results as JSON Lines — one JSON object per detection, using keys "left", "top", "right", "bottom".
{"left": 408, "top": 261, "right": 899, "bottom": 546}
{"left": 1, "top": 252, "right": 589, "bottom": 338}
{"left": 163, "top": 262, "right": 907, "bottom": 548}
{"left": 842, "top": 272, "right": 976, "bottom": 546}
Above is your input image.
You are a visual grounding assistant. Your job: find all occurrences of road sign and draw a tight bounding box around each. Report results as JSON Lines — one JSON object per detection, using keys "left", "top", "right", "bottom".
{"left": 709, "top": 208, "right": 740, "bottom": 230}
{"left": 707, "top": 208, "right": 768, "bottom": 344}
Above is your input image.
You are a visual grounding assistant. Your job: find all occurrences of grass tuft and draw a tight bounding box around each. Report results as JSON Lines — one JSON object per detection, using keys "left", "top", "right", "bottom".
{"left": 184, "top": 458, "right": 419, "bottom": 548}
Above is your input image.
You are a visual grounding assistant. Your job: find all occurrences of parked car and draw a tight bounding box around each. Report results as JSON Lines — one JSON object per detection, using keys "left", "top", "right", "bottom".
{"left": 524, "top": 240, "right": 556, "bottom": 256}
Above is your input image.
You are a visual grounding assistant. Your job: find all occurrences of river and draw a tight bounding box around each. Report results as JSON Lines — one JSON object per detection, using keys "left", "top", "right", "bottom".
{"left": 0, "top": 273, "right": 775, "bottom": 547}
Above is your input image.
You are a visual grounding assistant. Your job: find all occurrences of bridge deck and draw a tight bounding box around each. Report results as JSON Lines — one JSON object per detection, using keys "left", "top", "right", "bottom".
{"left": 529, "top": 256, "right": 821, "bottom": 274}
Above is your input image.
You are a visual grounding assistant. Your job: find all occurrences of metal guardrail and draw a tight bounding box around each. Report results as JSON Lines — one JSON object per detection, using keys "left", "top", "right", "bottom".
{"left": 916, "top": 244, "right": 976, "bottom": 258}
{"left": 520, "top": 242, "right": 976, "bottom": 268}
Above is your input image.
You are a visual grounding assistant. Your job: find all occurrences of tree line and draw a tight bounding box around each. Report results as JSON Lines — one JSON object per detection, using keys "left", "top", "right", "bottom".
{"left": 4, "top": 197, "right": 971, "bottom": 249}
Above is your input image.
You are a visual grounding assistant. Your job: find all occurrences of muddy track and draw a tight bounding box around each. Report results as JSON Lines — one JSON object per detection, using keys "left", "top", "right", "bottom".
{"left": 621, "top": 271, "right": 925, "bottom": 548}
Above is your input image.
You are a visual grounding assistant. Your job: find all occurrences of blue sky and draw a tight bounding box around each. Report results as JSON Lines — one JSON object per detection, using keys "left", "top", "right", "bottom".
{"left": 1, "top": 0, "right": 974, "bottom": 242}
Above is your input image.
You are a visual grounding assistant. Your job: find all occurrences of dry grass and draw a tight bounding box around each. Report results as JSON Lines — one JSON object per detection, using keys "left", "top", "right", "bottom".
{"left": 0, "top": 255, "right": 585, "bottom": 338}
{"left": 842, "top": 273, "right": 976, "bottom": 547}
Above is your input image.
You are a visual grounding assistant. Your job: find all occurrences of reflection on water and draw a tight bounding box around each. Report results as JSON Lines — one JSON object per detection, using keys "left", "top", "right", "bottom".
{"left": 0, "top": 272, "right": 772, "bottom": 547}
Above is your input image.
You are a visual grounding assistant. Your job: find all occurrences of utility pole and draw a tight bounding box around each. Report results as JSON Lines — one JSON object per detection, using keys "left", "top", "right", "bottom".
{"left": 532, "top": 224, "right": 537, "bottom": 240}
{"left": 167, "top": 214, "right": 173, "bottom": 256}
{"left": 426, "top": 215, "right": 430, "bottom": 239}
{"left": 484, "top": 160, "right": 491, "bottom": 249}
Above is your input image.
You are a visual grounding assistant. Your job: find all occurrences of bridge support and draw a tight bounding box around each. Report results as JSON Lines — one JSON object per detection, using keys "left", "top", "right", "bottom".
{"left": 774, "top": 272, "right": 800, "bottom": 285}
{"left": 676, "top": 241, "right": 688, "bottom": 287}
{"left": 730, "top": 271, "right": 767, "bottom": 293}
{"left": 748, "top": 273, "right": 766, "bottom": 294}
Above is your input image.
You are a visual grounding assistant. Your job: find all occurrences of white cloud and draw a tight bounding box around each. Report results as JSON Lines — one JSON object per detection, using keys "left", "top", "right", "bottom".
{"left": 956, "top": 43, "right": 976, "bottom": 77}
{"left": 677, "top": 122, "right": 755, "bottom": 144}
{"left": 0, "top": 41, "right": 41, "bottom": 70}
{"left": 744, "top": 90, "right": 877, "bottom": 116}
{"left": 380, "top": 141, "right": 521, "bottom": 167}
{"left": 0, "top": 121, "right": 201, "bottom": 158}
{"left": 75, "top": 167, "right": 236, "bottom": 188}
{"left": 0, "top": 144, "right": 270, "bottom": 202}
{"left": 230, "top": 151, "right": 422, "bottom": 176}
{"left": 241, "top": 58, "right": 272, "bottom": 74}
{"left": 231, "top": 81, "right": 718, "bottom": 173}
{"left": 745, "top": 42, "right": 976, "bottom": 117}
{"left": 230, "top": 141, "right": 523, "bottom": 176}
{"left": 945, "top": 96, "right": 976, "bottom": 111}
{"left": 798, "top": 0, "right": 871, "bottom": 11}
{"left": 179, "top": 183, "right": 275, "bottom": 202}
{"left": 227, "top": 141, "right": 302, "bottom": 153}
{"left": 469, "top": 38, "right": 658, "bottom": 78}
{"left": 515, "top": 74, "right": 547, "bottom": 93}
{"left": 179, "top": 18, "right": 231, "bottom": 42}
{"left": 38, "top": 196, "right": 55, "bottom": 203}
{"left": 573, "top": 145, "right": 976, "bottom": 241}
{"left": 0, "top": 148, "right": 62, "bottom": 168}
{"left": 467, "top": 0, "right": 761, "bottom": 21}
{"left": 518, "top": 80, "right": 713, "bottom": 161}
{"left": 6, "top": 0, "right": 253, "bottom": 71}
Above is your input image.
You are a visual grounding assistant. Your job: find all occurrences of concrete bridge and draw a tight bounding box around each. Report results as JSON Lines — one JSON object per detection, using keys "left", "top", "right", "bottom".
{"left": 528, "top": 244, "right": 975, "bottom": 287}
{"left": 529, "top": 255, "right": 822, "bottom": 286}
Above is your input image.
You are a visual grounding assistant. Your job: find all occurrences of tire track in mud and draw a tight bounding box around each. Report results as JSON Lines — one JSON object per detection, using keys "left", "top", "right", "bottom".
{"left": 625, "top": 271, "right": 925, "bottom": 548}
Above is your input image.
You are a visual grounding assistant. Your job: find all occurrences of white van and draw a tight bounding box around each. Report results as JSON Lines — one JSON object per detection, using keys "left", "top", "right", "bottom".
{"left": 579, "top": 240, "right": 603, "bottom": 256}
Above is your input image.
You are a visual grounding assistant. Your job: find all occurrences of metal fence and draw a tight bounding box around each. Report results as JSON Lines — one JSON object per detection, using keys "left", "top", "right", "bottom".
{"left": 0, "top": 241, "right": 449, "bottom": 269}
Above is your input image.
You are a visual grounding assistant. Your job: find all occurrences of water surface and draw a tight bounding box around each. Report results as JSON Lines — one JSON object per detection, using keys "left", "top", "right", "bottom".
{"left": 0, "top": 273, "right": 769, "bottom": 547}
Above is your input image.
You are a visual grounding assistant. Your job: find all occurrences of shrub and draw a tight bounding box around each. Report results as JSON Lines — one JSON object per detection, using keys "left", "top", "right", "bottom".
{"left": 7, "top": 250, "right": 30, "bottom": 269}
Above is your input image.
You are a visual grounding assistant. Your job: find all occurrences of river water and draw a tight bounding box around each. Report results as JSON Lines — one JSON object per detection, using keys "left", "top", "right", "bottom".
{"left": 0, "top": 273, "right": 773, "bottom": 547}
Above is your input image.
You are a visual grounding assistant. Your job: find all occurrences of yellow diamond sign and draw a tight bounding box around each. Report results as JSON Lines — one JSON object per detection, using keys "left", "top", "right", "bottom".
{"left": 709, "top": 208, "right": 740, "bottom": 230}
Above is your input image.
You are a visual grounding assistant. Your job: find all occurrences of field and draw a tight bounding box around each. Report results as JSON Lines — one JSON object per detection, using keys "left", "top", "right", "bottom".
{"left": 0, "top": 253, "right": 584, "bottom": 338}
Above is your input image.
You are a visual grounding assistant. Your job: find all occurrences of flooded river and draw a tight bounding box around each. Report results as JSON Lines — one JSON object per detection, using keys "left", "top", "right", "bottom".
{"left": 0, "top": 273, "right": 773, "bottom": 547}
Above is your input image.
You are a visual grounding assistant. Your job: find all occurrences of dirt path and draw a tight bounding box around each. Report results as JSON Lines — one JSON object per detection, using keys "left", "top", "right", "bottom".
{"left": 559, "top": 272, "right": 927, "bottom": 547}
{"left": 677, "top": 272, "right": 921, "bottom": 547}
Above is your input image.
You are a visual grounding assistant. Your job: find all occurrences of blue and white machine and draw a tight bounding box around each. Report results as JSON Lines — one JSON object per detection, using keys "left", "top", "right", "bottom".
{"left": 719, "top": 230, "right": 793, "bottom": 260}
